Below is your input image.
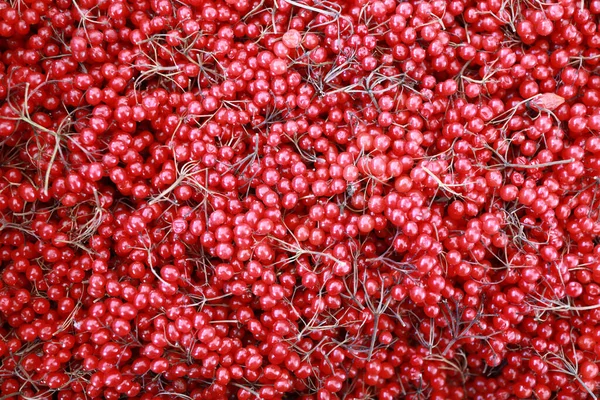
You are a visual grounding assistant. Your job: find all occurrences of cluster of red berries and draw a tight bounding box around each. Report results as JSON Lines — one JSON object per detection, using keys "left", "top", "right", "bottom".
{"left": 1, "top": 0, "right": 600, "bottom": 399}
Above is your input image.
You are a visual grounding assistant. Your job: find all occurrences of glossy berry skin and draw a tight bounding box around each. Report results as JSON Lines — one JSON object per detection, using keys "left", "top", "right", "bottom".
{"left": 1, "top": 0, "right": 600, "bottom": 399}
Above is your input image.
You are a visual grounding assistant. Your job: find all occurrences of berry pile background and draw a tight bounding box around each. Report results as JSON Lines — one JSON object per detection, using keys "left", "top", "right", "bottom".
{"left": 1, "top": 0, "right": 600, "bottom": 399}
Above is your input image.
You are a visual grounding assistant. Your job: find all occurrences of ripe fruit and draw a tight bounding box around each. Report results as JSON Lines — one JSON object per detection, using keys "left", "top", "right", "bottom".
{"left": 0, "top": 0, "right": 599, "bottom": 399}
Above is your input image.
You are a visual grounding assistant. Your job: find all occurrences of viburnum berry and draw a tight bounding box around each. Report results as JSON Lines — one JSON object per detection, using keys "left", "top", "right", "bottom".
{"left": 0, "top": 0, "right": 599, "bottom": 398}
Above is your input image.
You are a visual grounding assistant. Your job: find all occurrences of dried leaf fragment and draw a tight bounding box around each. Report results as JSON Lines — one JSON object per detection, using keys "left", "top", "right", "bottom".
{"left": 529, "top": 93, "right": 565, "bottom": 111}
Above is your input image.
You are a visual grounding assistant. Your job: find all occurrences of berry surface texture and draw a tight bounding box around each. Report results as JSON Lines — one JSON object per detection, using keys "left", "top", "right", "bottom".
{"left": 2, "top": 0, "right": 600, "bottom": 399}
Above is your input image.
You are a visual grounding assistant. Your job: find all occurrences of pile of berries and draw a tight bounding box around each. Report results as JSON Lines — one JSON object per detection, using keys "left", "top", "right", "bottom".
{"left": 2, "top": 0, "right": 600, "bottom": 399}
